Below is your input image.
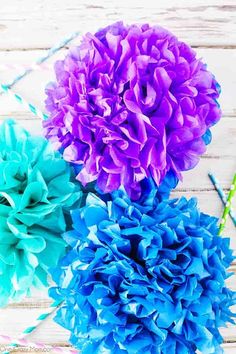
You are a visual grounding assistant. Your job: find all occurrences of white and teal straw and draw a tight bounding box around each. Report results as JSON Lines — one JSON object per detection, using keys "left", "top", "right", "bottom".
{"left": 19, "top": 300, "right": 62, "bottom": 337}
{"left": 0, "top": 84, "right": 48, "bottom": 120}
{"left": 3, "top": 300, "right": 62, "bottom": 354}
{"left": 0, "top": 31, "right": 81, "bottom": 120}
{"left": 3, "top": 31, "right": 80, "bottom": 89}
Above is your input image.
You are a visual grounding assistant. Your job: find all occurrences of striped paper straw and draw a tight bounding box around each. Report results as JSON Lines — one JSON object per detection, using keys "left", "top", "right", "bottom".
{"left": 0, "top": 334, "right": 78, "bottom": 354}
{"left": 208, "top": 173, "right": 236, "bottom": 227}
{"left": 3, "top": 301, "right": 62, "bottom": 354}
{"left": 0, "top": 84, "right": 48, "bottom": 120}
{"left": 3, "top": 31, "right": 80, "bottom": 89}
{"left": 219, "top": 173, "right": 236, "bottom": 235}
{"left": 20, "top": 300, "right": 62, "bottom": 337}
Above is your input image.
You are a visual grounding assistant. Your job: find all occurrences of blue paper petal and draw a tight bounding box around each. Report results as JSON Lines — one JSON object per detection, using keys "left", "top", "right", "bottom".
{"left": 50, "top": 189, "right": 235, "bottom": 353}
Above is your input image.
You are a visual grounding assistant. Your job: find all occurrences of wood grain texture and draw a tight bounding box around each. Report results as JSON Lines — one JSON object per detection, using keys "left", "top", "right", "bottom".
{"left": 8, "top": 347, "right": 236, "bottom": 354}
{"left": 0, "top": 0, "right": 235, "bottom": 353}
{"left": 1, "top": 48, "right": 236, "bottom": 116}
{"left": 0, "top": 0, "right": 236, "bottom": 49}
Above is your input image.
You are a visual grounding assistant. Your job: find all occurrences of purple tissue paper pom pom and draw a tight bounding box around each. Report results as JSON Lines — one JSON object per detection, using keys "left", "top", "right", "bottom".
{"left": 43, "top": 22, "right": 221, "bottom": 199}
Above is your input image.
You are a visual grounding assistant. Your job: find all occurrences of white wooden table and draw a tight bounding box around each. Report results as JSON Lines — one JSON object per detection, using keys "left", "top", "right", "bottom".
{"left": 0, "top": 1, "right": 235, "bottom": 353}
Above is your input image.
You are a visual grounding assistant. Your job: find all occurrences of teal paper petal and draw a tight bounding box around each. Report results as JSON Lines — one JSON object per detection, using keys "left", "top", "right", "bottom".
{"left": 0, "top": 119, "right": 82, "bottom": 307}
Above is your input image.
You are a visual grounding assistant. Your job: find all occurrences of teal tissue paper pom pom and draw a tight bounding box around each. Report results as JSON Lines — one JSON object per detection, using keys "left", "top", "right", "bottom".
{"left": 0, "top": 119, "right": 82, "bottom": 307}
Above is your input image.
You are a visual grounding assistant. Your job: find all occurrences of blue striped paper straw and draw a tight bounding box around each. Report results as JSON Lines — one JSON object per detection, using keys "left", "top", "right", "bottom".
{"left": 0, "top": 84, "right": 48, "bottom": 120}
{"left": 208, "top": 172, "right": 236, "bottom": 227}
{"left": 3, "top": 31, "right": 80, "bottom": 89}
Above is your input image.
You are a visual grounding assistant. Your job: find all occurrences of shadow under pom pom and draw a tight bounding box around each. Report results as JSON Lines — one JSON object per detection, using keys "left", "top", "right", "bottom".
{"left": 49, "top": 189, "right": 235, "bottom": 354}
{"left": 0, "top": 120, "right": 82, "bottom": 307}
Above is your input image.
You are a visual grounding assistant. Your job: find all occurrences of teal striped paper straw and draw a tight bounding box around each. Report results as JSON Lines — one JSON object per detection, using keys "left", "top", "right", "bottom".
{"left": 0, "top": 84, "right": 48, "bottom": 120}
{"left": 0, "top": 31, "right": 81, "bottom": 120}
{"left": 20, "top": 300, "right": 62, "bottom": 336}
{"left": 208, "top": 173, "right": 236, "bottom": 227}
{"left": 3, "top": 31, "right": 80, "bottom": 89}
{"left": 4, "top": 300, "right": 62, "bottom": 354}
{"left": 219, "top": 173, "right": 236, "bottom": 235}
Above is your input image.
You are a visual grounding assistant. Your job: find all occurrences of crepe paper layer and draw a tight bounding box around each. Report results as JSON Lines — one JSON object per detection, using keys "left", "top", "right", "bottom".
{"left": 43, "top": 21, "right": 221, "bottom": 200}
{"left": 0, "top": 119, "right": 82, "bottom": 307}
{"left": 49, "top": 188, "right": 235, "bottom": 354}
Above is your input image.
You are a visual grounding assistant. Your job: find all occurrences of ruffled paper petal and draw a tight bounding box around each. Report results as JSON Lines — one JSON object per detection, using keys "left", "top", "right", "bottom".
{"left": 0, "top": 120, "right": 82, "bottom": 307}
{"left": 50, "top": 189, "right": 235, "bottom": 353}
{"left": 44, "top": 22, "right": 221, "bottom": 199}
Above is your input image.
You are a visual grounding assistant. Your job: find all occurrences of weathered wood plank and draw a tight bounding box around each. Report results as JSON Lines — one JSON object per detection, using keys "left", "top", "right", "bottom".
{"left": 0, "top": 308, "right": 70, "bottom": 344}
{"left": 224, "top": 343, "right": 236, "bottom": 352}
{"left": 0, "top": 48, "right": 236, "bottom": 115}
{"left": 1, "top": 115, "right": 235, "bottom": 160}
{"left": 197, "top": 49, "right": 236, "bottom": 117}
{"left": 8, "top": 348, "right": 236, "bottom": 354}
{"left": 3, "top": 350, "right": 73, "bottom": 354}
{"left": 0, "top": 110, "right": 235, "bottom": 159}
{"left": 1, "top": 306, "right": 236, "bottom": 346}
{"left": 177, "top": 157, "right": 236, "bottom": 190}
{"left": 0, "top": 0, "right": 236, "bottom": 49}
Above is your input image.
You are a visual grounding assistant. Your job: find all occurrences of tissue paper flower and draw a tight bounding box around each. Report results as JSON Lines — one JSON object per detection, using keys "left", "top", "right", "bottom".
{"left": 0, "top": 120, "right": 82, "bottom": 307}
{"left": 44, "top": 21, "right": 221, "bottom": 199}
{"left": 50, "top": 190, "right": 235, "bottom": 354}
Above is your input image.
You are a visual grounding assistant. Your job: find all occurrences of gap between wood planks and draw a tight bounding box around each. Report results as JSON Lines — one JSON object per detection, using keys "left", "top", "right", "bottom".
{"left": 1, "top": 112, "right": 235, "bottom": 119}
{"left": 0, "top": 1, "right": 235, "bottom": 45}
{"left": 1, "top": 44, "right": 236, "bottom": 52}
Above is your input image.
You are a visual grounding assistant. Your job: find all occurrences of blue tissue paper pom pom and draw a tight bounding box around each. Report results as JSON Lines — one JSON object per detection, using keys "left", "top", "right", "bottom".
{"left": 49, "top": 189, "right": 235, "bottom": 354}
{"left": 202, "top": 129, "right": 212, "bottom": 146}
{"left": 96, "top": 172, "right": 178, "bottom": 204}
